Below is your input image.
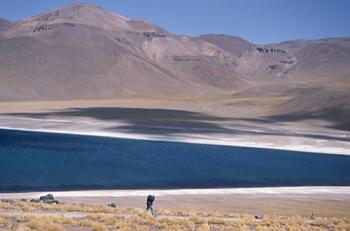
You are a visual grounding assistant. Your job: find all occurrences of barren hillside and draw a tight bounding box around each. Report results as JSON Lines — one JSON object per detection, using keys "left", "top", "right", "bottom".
{"left": 0, "top": 3, "right": 349, "bottom": 121}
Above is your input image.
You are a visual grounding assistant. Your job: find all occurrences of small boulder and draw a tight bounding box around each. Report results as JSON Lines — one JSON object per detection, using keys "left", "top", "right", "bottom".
{"left": 39, "top": 194, "right": 58, "bottom": 204}
{"left": 255, "top": 213, "right": 264, "bottom": 220}
{"left": 310, "top": 213, "right": 315, "bottom": 220}
{"left": 107, "top": 203, "right": 117, "bottom": 208}
{"left": 1, "top": 199, "right": 15, "bottom": 204}
{"left": 40, "top": 194, "right": 54, "bottom": 201}
{"left": 30, "top": 199, "right": 42, "bottom": 203}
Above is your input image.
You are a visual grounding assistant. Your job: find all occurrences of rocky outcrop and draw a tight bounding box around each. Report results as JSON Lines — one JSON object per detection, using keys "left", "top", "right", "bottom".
{"left": 33, "top": 23, "right": 76, "bottom": 32}
{"left": 107, "top": 203, "right": 117, "bottom": 208}
{"left": 235, "top": 45, "right": 297, "bottom": 79}
{"left": 143, "top": 32, "right": 167, "bottom": 39}
{"left": 172, "top": 55, "right": 200, "bottom": 61}
{"left": 39, "top": 194, "right": 59, "bottom": 204}
{"left": 280, "top": 60, "right": 295, "bottom": 64}
{"left": 267, "top": 64, "right": 279, "bottom": 70}
{"left": 255, "top": 47, "right": 286, "bottom": 54}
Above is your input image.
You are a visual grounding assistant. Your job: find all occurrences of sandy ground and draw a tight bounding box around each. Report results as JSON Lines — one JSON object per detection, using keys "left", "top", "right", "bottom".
{"left": 1, "top": 187, "right": 350, "bottom": 217}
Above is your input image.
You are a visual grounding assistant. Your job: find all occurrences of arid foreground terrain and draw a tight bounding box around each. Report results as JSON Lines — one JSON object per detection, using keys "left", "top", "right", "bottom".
{"left": 0, "top": 195, "right": 350, "bottom": 231}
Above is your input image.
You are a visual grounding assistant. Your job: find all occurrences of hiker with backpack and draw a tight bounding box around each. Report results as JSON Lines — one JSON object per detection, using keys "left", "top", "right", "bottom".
{"left": 146, "top": 194, "right": 156, "bottom": 217}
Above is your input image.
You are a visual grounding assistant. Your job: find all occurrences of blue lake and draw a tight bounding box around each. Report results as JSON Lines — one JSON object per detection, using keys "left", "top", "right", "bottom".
{"left": 0, "top": 128, "right": 350, "bottom": 192}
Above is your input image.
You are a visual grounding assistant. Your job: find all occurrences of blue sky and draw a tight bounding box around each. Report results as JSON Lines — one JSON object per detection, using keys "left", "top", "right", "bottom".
{"left": 0, "top": 0, "right": 349, "bottom": 44}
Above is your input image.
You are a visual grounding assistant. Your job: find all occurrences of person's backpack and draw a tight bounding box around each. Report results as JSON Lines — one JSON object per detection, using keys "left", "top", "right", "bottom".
{"left": 147, "top": 195, "right": 155, "bottom": 203}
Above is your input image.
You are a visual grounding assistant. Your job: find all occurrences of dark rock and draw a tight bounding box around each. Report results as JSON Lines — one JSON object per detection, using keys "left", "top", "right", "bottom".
{"left": 40, "top": 194, "right": 54, "bottom": 201}
{"left": 310, "top": 213, "right": 315, "bottom": 220}
{"left": 33, "top": 24, "right": 52, "bottom": 32}
{"left": 256, "top": 47, "right": 286, "bottom": 54}
{"left": 39, "top": 194, "right": 59, "bottom": 204}
{"left": 172, "top": 55, "right": 200, "bottom": 62}
{"left": 107, "top": 203, "right": 117, "bottom": 208}
{"left": 46, "top": 200, "right": 59, "bottom": 204}
{"left": 143, "top": 32, "right": 167, "bottom": 39}
{"left": 280, "top": 60, "right": 295, "bottom": 64}
{"left": 30, "top": 199, "right": 42, "bottom": 203}
{"left": 267, "top": 64, "right": 279, "bottom": 70}
{"left": 33, "top": 23, "right": 75, "bottom": 32}
{"left": 1, "top": 199, "right": 15, "bottom": 204}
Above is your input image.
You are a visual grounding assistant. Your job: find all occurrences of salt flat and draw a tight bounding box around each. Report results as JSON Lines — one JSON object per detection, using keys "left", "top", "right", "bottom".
{"left": 0, "top": 99, "right": 349, "bottom": 155}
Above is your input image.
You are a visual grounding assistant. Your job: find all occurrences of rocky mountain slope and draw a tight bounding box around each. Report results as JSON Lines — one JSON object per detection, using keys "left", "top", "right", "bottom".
{"left": 197, "top": 34, "right": 253, "bottom": 56}
{"left": 0, "top": 3, "right": 247, "bottom": 100}
{"left": 0, "top": 3, "right": 349, "bottom": 119}
{"left": 0, "top": 18, "right": 11, "bottom": 31}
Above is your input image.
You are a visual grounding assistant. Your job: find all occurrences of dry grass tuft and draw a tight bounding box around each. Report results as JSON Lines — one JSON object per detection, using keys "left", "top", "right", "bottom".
{"left": 0, "top": 200, "right": 349, "bottom": 230}
{"left": 92, "top": 222, "right": 108, "bottom": 231}
{"left": 197, "top": 222, "right": 210, "bottom": 231}
{"left": 25, "top": 216, "right": 64, "bottom": 231}
{"left": 0, "top": 216, "right": 10, "bottom": 225}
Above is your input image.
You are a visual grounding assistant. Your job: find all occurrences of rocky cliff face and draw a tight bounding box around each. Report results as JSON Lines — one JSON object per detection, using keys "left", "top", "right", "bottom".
{"left": 235, "top": 46, "right": 297, "bottom": 80}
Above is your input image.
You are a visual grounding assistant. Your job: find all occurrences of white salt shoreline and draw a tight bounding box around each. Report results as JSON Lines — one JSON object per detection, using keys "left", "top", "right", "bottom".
{"left": 0, "top": 126, "right": 349, "bottom": 156}
{"left": 1, "top": 187, "right": 350, "bottom": 200}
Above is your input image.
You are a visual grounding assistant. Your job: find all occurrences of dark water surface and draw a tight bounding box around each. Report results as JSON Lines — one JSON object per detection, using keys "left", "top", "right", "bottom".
{"left": 0, "top": 128, "right": 349, "bottom": 192}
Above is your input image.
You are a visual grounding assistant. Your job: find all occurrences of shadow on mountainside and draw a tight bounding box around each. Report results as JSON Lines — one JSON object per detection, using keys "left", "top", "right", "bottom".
{"left": 3, "top": 107, "right": 350, "bottom": 141}
{"left": 4, "top": 107, "right": 233, "bottom": 135}
{"left": 271, "top": 107, "right": 350, "bottom": 132}
{"left": 236, "top": 106, "right": 350, "bottom": 132}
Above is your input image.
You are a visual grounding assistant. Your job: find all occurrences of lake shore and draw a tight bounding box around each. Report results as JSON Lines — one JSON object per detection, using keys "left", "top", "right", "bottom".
{"left": 0, "top": 125, "right": 349, "bottom": 155}
{"left": 2, "top": 187, "right": 350, "bottom": 199}
{"left": 1, "top": 187, "right": 350, "bottom": 217}
{"left": 0, "top": 99, "right": 349, "bottom": 156}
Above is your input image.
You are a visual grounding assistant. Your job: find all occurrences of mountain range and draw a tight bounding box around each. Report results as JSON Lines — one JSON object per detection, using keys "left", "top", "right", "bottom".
{"left": 0, "top": 3, "right": 349, "bottom": 121}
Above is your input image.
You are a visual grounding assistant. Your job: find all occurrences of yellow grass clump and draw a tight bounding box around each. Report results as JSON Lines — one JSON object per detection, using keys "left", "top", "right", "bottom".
{"left": 24, "top": 216, "right": 64, "bottom": 231}
{"left": 0, "top": 200, "right": 349, "bottom": 230}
